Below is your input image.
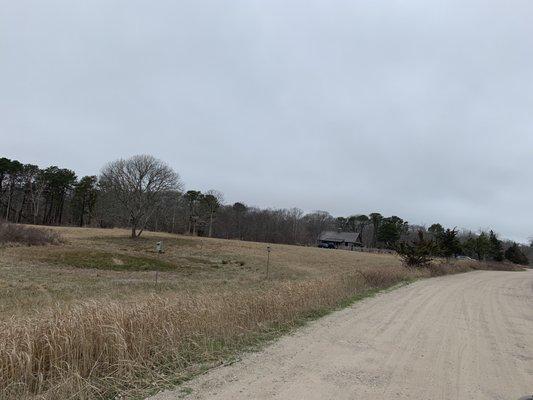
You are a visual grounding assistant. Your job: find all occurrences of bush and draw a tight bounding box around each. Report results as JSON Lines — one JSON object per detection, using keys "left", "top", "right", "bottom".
{"left": 427, "top": 262, "right": 471, "bottom": 276}
{"left": 0, "top": 221, "right": 62, "bottom": 246}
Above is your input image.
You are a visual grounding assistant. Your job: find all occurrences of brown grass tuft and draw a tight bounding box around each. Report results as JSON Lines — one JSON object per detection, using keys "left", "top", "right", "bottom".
{"left": 0, "top": 222, "right": 62, "bottom": 246}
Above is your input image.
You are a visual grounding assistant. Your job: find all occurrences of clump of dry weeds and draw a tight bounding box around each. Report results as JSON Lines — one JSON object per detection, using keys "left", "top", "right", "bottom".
{"left": 426, "top": 259, "right": 523, "bottom": 276}
{"left": 0, "top": 221, "right": 62, "bottom": 246}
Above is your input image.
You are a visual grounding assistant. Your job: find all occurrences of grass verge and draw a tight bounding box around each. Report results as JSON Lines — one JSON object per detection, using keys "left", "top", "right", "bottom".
{"left": 0, "top": 266, "right": 416, "bottom": 399}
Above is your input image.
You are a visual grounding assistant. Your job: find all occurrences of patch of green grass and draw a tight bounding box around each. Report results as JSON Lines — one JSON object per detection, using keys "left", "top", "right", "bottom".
{"left": 185, "top": 256, "right": 212, "bottom": 264}
{"left": 89, "top": 235, "right": 196, "bottom": 248}
{"left": 42, "top": 250, "right": 178, "bottom": 271}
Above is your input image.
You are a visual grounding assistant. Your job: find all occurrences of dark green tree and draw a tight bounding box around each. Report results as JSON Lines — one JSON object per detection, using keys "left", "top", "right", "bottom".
{"left": 377, "top": 216, "right": 407, "bottom": 248}
{"left": 232, "top": 202, "right": 248, "bottom": 239}
{"left": 16, "top": 164, "right": 40, "bottom": 223}
{"left": 369, "top": 212, "right": 383, "bottom": 247}
{"left": 40, "top": 166, "right": 77, "bottom": 225}
{"left": 71, "top": 176, "right": 98, "bottom": 226}
{"left": 428, "top": 223, "right": 445, "bottom": 237}
{"left": 465, "top": 232, "right": 490, "bottom": 261}
{"left": 488, "top": 230, "right": 504, "bottom": 262}
{"left": 504, "top": 243, "right": 529, "bottom": 265}
{"left": 439, "top": 228, "right": 462, "bottom": 259}
{"left": 396, "top": 230, "right": 435, "bottom": 268}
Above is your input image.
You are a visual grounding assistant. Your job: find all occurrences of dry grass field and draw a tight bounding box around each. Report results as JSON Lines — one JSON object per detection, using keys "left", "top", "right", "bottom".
{"left": 0, "top": 226, "right": 410, "bottom": 319}
{"left": 0, "top": 226, "right": 519, "bottom": 399}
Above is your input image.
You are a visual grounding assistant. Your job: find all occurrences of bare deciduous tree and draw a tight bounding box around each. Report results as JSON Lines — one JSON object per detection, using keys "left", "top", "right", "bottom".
{"left": 99, "top": 155, "right": 182, "bottom": 238}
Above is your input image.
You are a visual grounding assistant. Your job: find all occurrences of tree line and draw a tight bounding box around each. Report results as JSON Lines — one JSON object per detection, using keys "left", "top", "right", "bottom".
{"left": 0, "top": 154, "right": 530, "bottom": 264}
{"left": 0, "top": 157, "right": 96, "bottom": 227}
{"left": 397, "top": 226, "right": 529, "bottom": 267}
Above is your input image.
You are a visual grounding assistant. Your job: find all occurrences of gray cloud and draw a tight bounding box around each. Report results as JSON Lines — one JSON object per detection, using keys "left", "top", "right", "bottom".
{"left": 2, "top": 0, "right": 532, "bottom": 241}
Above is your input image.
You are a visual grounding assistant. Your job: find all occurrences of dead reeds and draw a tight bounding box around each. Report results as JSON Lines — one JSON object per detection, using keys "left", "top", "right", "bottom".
{"left": 0, "top": 267, "right": 414, "bottom": 399}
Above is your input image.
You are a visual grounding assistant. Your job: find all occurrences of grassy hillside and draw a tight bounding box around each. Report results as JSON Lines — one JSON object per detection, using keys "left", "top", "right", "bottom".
{"left": 0, "top": 226, "right": 520, "bottom": 399}
{"left": 0, "top": 226, "right": 405, "bottom": 318}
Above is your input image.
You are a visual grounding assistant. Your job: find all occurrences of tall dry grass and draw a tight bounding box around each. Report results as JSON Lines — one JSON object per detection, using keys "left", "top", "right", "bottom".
{"left": 0, "top": 259, "right": 520, "bottom": 399}
{"left": 0, "top": 221, "right": 62, "bottom": 246}
{"left": 0, "top": 265, "right": 418, "bottom": 400}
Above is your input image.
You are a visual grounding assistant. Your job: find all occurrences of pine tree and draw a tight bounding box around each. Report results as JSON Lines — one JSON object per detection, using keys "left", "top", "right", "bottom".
{"left": 464, "top": 232, "right": 491, "bottom": 261}
{"left": 505, "top": 243, "right": 529, "bottom": 265}
{"left": 396, "top": 230, "right": 435, "bottom": 268}
{"left": 488, "top": 230, "right": 504, "bottom": 262}
{"left": 377, "top": 216, "right": 407, "bottom": 248}
{"left": 71, "top": 176, "right": 98, "bottom": 227}
{"left": 439, "top": 228, "right": 461, "bottom": 259}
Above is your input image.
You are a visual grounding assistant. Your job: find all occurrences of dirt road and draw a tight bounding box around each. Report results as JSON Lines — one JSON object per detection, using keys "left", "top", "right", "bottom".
{"left": 151, "top": 270, "right": 533, "bottom": 400}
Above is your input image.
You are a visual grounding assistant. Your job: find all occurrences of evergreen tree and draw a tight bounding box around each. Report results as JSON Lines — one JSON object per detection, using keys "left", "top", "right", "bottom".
{"left": 377, "top": 216, "right": 407, "bottom": 248}
{"left": 488, "top": 230, "right": 504, "bottom": 261}
{"left": 71, "top": 176, "right": 98, "bottom": 226}
{"left": 464, "top": 232, "right": 491, "bottom": 261}
{"left": 41, "top": 166, "right": 77, "bottom": 225}
{"left": 504, "top": 243, "right": 529, "bottom": 265}
{"left": 232, "top": 202, "right": 248, "bottom": 239}
{"left": 369, "top": 212, "right": 383, "bottom": 248}
{"left": 428, "top": 223, "right": 445, "bottom": 238}
{"left": 396, "top": 230, "right": 435, "bottom": 268}
{"left": 440, "top": 228, "right": 461, "bottom": 259}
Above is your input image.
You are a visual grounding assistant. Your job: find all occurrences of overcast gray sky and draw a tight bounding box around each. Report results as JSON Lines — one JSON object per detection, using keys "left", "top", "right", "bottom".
{"left": 1, "top": 0, "right": 532, "bottom": 242}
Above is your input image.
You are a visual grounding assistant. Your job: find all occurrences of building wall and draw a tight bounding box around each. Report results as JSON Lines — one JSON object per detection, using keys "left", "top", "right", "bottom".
{"left": 319, "top": 240, "right": 356, "bottom": 250}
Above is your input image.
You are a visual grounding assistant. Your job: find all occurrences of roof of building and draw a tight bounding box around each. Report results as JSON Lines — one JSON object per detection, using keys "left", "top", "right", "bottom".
{"left": 319, "top": 231, "right": 361, "bottom": 243}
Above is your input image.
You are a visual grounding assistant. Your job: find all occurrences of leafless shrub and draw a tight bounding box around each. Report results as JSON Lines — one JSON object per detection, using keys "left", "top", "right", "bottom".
{"left": 0, "top": 221, "right": 62, "bottom": 246}
{"left": 427, "top": 262, "right": 471, "bottom": 276}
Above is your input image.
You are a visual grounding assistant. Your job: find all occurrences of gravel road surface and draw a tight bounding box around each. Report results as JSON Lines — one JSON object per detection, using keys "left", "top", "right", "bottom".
{"left": 150, "top": 270, "right": 533, "bottom": 400}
